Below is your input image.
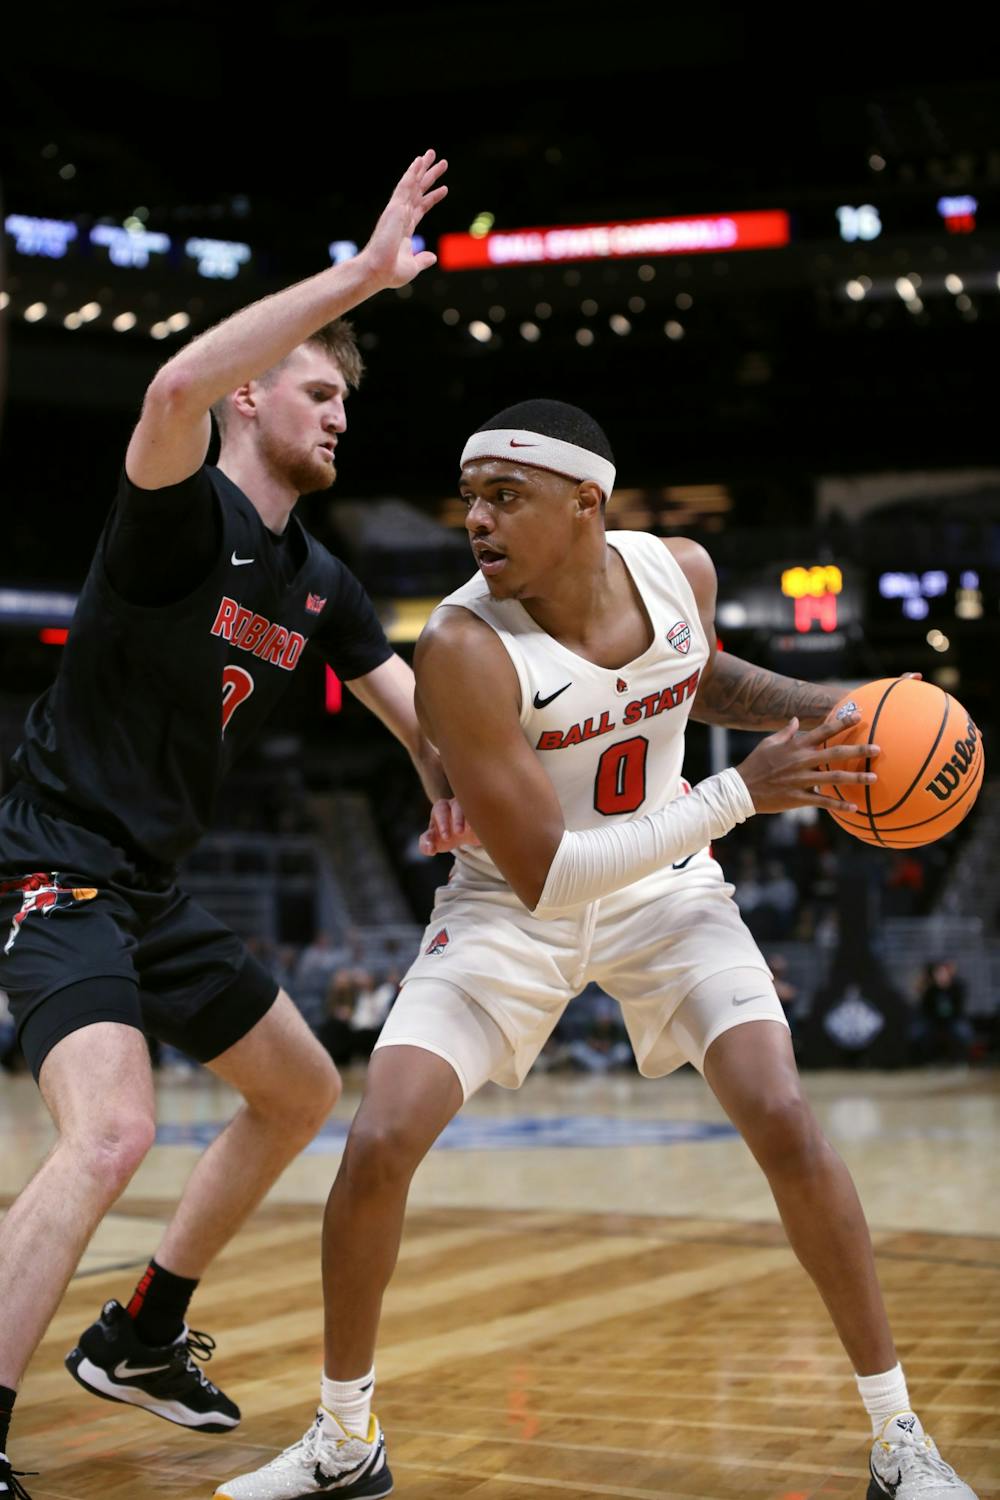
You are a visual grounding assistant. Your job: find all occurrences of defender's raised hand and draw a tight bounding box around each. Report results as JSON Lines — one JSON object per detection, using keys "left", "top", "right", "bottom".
{"left": 736, "top": 711, "right": 881, "bottom": 814}
{"left": 359, "top": 149, "right": 449, "bottom": 289}
{"left": 418, "top": 797, "right": 481, "bottom": 857}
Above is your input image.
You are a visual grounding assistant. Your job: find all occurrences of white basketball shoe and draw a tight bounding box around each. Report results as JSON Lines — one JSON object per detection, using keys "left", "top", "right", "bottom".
{"left": 215, "top": 1409, "right": 392, "bottom": 1499}
{"left": 868, "top": 1412, "right": 978, "bottom": 1498}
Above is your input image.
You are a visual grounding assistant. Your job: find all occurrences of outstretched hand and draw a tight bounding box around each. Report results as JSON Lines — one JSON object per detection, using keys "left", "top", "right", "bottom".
{"left": 359, "top": 149, "right": 449, "bottom": 289}
{"left": 737, "top": 711, "right": 881, "bottom": 814}
{"left": 419, "top": 798, "right": 481, "bottom": 857}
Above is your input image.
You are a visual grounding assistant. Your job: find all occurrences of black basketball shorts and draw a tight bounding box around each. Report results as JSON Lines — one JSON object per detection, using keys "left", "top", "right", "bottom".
{"left": 0, "top": 792, "right": 278, "bottom": 1080}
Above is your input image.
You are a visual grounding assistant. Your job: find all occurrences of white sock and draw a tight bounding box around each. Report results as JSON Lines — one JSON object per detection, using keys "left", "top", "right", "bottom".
{"left": 320, "top": 1368, "right": 375, "bottom": 1439}
{"left": 856, "top": 1363, "right": 912, "bottom": 1438}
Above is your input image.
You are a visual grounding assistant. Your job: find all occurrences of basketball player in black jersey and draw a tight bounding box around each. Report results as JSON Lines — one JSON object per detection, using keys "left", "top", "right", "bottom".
{"left": 0, "top": 150, "right": 461, "bottom": 1496}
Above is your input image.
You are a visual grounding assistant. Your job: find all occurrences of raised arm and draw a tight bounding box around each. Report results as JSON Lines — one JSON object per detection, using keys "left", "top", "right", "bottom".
{"left": 666, "top": 537, "right": 844, "bottom": 730}
{"left": 125, "top": 150, "right": 448, "bottom": 490}
{"left": 414, "top": 606, "right": 877, "bottom": 917}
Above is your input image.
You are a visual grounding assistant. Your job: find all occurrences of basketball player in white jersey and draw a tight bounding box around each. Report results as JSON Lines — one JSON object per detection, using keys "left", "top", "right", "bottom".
{"left": 217, "top": 402, "right": 977, "bottom": 1500}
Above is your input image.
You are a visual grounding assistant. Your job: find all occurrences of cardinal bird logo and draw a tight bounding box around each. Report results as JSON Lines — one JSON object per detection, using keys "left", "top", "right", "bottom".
{"left": 424, "top": 927, "right": 450, "bottom": 956}
{"left": 1, "top": 872, "right": 98, "bottom": 955}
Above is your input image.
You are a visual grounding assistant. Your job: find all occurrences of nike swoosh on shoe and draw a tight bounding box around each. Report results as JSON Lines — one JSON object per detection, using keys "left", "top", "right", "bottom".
{"left": 114, "top": 1359, "right": 172, "bottom": 1379}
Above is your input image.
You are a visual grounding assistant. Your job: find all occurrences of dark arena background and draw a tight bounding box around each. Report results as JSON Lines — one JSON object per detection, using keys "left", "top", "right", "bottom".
{"left": 0, "top": 10, "right": 998, "bottom": 1499}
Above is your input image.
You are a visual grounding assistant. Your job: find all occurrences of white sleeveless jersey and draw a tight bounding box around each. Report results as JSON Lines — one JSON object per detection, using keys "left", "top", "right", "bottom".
{"left": 438, "top": 530, "right": 710, "bottom": 881}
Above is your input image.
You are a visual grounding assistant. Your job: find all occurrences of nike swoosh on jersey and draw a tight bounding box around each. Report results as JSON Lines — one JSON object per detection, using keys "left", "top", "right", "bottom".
{"left": 231, "top": 552, "right": 254, "bottom": 566}
{"left": 533, "top": 683, "right": 572, "bottom": 709}
{"left": 114, "top": 1358, "right": 172, "bottom": 1379}
{"left": 731, "top": 994, "right": 769, "bottom": 1007}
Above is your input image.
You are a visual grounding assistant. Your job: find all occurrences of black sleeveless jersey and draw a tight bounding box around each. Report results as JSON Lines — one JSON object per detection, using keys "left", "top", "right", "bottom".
{"left": 9, "top": 466, "right": 392, "bottom": 868}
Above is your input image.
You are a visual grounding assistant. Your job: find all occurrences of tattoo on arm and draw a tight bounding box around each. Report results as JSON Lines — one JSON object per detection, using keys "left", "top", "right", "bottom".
{"left": 691, "top": 652, "right": 842, "bottom": 730}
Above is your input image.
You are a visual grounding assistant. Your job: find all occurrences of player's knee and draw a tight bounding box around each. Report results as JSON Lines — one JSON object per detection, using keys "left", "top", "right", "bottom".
{"left": 245, "top": 1049, "right": 341, "bottom": 1141}
{"left": 260, "top": 1062, "right": 341, "bottom": 1140}
{"left": 68, "top": 1109, "right": 156, "bottom": 1195}
{"left": 318, "top": 1055, "right": 343, "bottom": 1114}
{"left": 341, "top": 1114, "right": 423, "bottom": 1194}
{"left": 299, "top": 1054, "right": 342, "bottom": 1134}
{"left": 289, "top": 1048, "right": 342, "bottom": 1131}
{"left": 748, "top": 1092, "right": 822, "bottom": 1176}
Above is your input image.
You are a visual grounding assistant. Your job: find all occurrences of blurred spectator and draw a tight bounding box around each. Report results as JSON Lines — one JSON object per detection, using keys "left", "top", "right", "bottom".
{"left": 295, "top": 930, "right": 347, "bottom": 1027}
{"left": 734, "top": 852, "right": 765, "bottom": 924}
{"left": 0, "top": 991, "right": 24, "bottom": 1072}
{"left": 769, "top": 953, "right": 800, "bottom": 1023}
{"left": 910, "top": 960, "right": 974, "bottom": 1064}
{"left": 761, "top": 808, "right": 802, "bottom": 852}
{"left": 564, "top": 1011, "right": 634, "bottom": 1073}
{"left": 273, "top": 944, "right": 301, "bottom": 1000}
{"left": 766, "top": 951, "right": 807, "bottom": 1059}
{"left": 883, "top": 852, "right": 926, "bottom": 918}
{"left": 759, "top": 861, "right": 799, "bottom": 939}
{"left": 546, "top": 987, "right": 633, "bottom": 1073}
{"left": 813, "top": 906, "right": 841, "bottom": 949}
{"left": 738, "top": 855, "right": 799, "bottom": 941}
{"left": 318, "top": 968, "right": 360, "bottom": 1066}
{"left": 350, "top": 967, "right": 400, "bottom": 1059}
{"left": 399, "top": 826, "right": 450, "bottom": 922}
{"left": 297, "top": 930, "right": 345, "bottom": 992}
{"left": 727, "top": 805, "right": 952, "bottom": 950}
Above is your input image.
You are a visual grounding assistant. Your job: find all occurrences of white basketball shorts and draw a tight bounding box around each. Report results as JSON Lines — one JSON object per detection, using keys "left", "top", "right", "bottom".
{"left": 374, "top": 846, "right": 788, "bottom": 1099}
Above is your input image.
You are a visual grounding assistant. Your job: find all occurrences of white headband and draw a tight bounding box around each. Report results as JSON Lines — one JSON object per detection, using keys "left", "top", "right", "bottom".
{"left": 461, "top": 428, "right": 616, "bottom": 499}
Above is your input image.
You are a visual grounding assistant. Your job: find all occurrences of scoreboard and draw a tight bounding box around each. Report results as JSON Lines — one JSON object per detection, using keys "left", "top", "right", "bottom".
{"left": 716, "top": 562, "right": 861, "bottom": 638}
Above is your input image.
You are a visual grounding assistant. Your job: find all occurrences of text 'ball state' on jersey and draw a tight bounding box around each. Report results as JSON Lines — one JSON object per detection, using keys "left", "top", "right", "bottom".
{"left": 438, "top": 531, "right": 708, "bottom": 877}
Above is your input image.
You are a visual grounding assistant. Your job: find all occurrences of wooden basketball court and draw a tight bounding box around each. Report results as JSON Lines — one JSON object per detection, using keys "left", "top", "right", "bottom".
{"left": 2, "top": 1065, "right": 997, "bottom": 1499}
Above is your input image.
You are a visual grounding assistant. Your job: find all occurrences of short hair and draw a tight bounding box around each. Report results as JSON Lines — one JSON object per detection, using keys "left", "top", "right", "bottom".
{"left": 212, "top": 318, "right": 364, "bottom": 434}
{"left": 474, "top": 398, "right": 614, "bottom": 466}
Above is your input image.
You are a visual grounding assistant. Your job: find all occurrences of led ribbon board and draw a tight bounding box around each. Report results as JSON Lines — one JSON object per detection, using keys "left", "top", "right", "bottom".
{"left": 439, "top": 211, "right": 790, "bottom": 270}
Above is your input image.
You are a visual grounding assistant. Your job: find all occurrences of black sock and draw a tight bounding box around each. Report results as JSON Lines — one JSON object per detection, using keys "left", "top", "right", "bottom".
{"left": 126, "top": 1259, "right": 200, "bottom": 1347}
{"left": 0, "top": 1384, "right": 15, "bottom": 1455}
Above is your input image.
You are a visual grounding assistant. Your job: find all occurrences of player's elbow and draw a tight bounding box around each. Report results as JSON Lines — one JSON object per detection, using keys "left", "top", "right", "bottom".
{"left": 519, "top": 877, "right": 547, "bottom": 915}
{"left": 520, "top": 852, "right": 562, "bottom": 918}
{"left": 498, "top": 857, "right": 549, "bottom": 917}
{"left": 530, "top": 893, "right": 560, "bottom": 920}
{"left": 521, "top": 826, "right": 569, "bottom": 917}
{"left": 145, "top": 362, "right": 200, "bottom": 415}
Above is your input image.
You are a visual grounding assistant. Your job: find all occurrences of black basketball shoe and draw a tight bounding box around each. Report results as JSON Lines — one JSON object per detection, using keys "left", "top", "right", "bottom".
{"left": 65, "top": 1299, "right": 240, "bottom": 1431}
{"left": 0, "top": 1454, "right": 36, "bottom": 1498}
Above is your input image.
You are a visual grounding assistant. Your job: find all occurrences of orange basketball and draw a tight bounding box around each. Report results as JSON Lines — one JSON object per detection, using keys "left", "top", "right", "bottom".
{"left": 819, "top": 678, "right": 984, "bottom": 848}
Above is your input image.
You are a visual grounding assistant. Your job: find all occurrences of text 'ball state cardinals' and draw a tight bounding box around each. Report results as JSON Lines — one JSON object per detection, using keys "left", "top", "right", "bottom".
{"left": 818, "top": 677, "right": 983, "bottom": 848}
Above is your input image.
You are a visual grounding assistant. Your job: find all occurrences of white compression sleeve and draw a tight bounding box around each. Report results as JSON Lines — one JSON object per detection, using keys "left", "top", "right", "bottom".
{"left": 534, "top": 767, "right": 755, "bottom": 919}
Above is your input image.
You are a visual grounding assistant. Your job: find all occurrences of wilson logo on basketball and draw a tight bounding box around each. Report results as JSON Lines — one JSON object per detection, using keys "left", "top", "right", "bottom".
{"left": 425, "top": 927, "right": 450, "bottom": 956}
{"left": 666, "top": 620, "right": 691, "bottom": 655}
{"left": 925, "top": 718, "right": 980, "bottom": 802}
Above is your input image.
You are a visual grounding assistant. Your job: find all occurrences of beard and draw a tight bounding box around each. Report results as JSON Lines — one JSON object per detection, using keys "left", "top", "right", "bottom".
{"left": 259, "top": 427, "right": 336, "bottom": 496}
